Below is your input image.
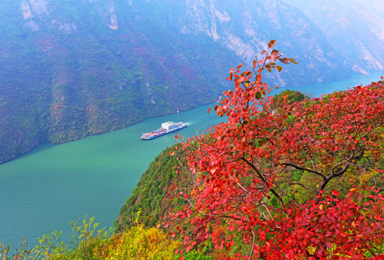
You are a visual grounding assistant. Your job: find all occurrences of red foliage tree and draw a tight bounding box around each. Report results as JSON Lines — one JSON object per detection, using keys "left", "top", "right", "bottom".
{"left": 168, "top": 40, "right": 384, "bottom": 259}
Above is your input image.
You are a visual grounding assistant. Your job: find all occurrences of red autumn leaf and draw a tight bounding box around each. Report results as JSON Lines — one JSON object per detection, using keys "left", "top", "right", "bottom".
{"left": 332, "top": 190, "right": 339, "bottom": 197}
{"left": 256, "top": 74, "right": 262, "bottom": 84}
{"left": 271, "top": 50, "right": 279, "bottom": 62}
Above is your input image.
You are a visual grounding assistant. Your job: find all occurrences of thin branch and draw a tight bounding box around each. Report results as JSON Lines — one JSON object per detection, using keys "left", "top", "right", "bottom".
{"left": 311, "top": 160, "right": 319, "bottom": 173}
{"left": 316, "top": 151, "right": 355, "bottom": 199}
{"left": 228, "top": 172, "right": 249, "bottom": 193}
{"left": 241, "top": 157, "right": 285, "bottom": 208}
{"left": 289, "top": 182, "right": 316, "bottom": 193}
{"left": 332, "top": 150, "right": 355, "bottom": 177}
{"left": 261, "top": 203, "right": 275, "bottom": 221}
{"left": 250, "top": 230, "right": 256, "bottom": 258}
{"left": 283, "top": 163, "right": 326, "bottom": 180}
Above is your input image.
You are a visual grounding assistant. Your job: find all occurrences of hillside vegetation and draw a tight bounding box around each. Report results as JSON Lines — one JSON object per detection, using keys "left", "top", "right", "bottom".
{"left": 115, "top": 144, "right": 193, "bottom": 232}
{"left": 5, "top": 78, "right": 384, "bottom": 258}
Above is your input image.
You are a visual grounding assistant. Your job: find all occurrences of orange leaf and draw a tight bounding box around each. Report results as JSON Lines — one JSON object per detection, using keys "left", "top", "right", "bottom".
{"left": 268, "top": 40, "right": 277, "bottom": 49}
{"left": 207, "top": 107, "right": 211, "bottom": 114}
{"left": 237, "top": 63, "right": 243, "bottom": 69}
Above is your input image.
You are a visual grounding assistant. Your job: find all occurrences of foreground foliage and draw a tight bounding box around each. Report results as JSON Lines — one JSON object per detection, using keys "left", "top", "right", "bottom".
{"left": 0, "top": 213, "right": 183, "bottom": 260}
{"left": 167, "top": 41, "right": 384, "bottom": 259}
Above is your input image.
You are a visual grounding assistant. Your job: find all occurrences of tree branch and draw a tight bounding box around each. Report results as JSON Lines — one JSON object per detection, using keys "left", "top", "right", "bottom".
{"left": 282, "top": 163, "right": 326, "bottom": 180}
{"left": 316, "top": 150, "right": 355, "bottom": 199}
{"left": 241, "top": 157, "right": 285, "bottom": 208}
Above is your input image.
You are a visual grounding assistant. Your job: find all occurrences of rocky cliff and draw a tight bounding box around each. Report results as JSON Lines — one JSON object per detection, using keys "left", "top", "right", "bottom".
{"left": 283, "top": 0, "right": 384, "bottom": 74}
{"left": 161, "top": 0, "right": 349, "bottom": 86}
{"left": 0, "top": 0, "right": 349, "bottom": 163}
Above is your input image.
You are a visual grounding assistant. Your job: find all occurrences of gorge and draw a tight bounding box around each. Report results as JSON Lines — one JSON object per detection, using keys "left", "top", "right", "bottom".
{"left": 0, "top": 0, "right": 362, "bottom": 164}
{"left": 1, "top": 0, "right": 384, "bottom": 257}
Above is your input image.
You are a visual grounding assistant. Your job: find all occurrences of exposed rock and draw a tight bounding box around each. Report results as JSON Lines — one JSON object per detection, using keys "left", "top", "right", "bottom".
{"left": 28, "top": 0, "right": 49, "bottom": 16}
{"left": 108, "top": 4, "right": 118, "bottom": 30}
{"left": 21, "top": 1, "right": 32, "bottom": 19}
{"left": 166, "top": 0, "right": 349, "bottom": 86}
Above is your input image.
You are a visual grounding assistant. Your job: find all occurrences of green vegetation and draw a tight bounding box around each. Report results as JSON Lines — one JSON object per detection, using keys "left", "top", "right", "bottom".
{"left": 271, "top": 89, "right": 311, "bottom": 105}
{"left": 115, "top": 145, "right": 192, "bottom": 232}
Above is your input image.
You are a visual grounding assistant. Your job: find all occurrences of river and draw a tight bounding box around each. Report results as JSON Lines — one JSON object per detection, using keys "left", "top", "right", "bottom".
{"left": 0, "top": 71, "right": 382, "bottom": 251}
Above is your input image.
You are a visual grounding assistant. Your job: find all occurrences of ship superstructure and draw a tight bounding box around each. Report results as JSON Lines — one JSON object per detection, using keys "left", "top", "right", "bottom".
{"left": 140, "top": 121, "right": 188, "bottom": 140}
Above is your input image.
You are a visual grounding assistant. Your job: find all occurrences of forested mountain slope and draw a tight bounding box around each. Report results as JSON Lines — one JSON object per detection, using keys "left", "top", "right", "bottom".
{"left": 0, "top": 0, "right": 349, "bottom": 163}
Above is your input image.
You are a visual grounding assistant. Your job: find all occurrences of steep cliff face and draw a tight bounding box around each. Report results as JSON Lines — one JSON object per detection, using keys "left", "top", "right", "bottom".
{"left": 0, "top": 0, "right": 349, "bottom": 163}
{"left": 162, "top": 0, "right": 349, "bottom": 87}
{"left": 283, "top": 0, "right": 384, "bottom": 74}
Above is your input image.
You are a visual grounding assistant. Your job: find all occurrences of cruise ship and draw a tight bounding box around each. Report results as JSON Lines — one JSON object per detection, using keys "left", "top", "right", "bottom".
{"left": 140, "top": 121, "right": 188, "bottom": 140}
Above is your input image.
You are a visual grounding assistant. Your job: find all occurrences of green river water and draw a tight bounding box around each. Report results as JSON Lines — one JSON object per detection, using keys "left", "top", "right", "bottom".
{"left": 0, "top": 71, "right": 383, "bottom": 251}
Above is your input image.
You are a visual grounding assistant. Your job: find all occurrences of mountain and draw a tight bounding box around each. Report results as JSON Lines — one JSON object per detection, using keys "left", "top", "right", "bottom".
{"left": 0, "top": 0, "right": 349, "bottom": 163}
{"left": 282, "top": 0, "right": 384, "bottom": 74}
{"left": 354, "top": 0, "right": 384, "bottom": 17}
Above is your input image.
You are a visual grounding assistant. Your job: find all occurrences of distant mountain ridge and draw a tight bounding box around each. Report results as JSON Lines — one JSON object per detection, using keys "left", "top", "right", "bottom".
{"left": 283, "top": 0, "right": 384, "bottom": 74}
{"left": 0, "top": 0, "right": 351, "bottom": 163}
